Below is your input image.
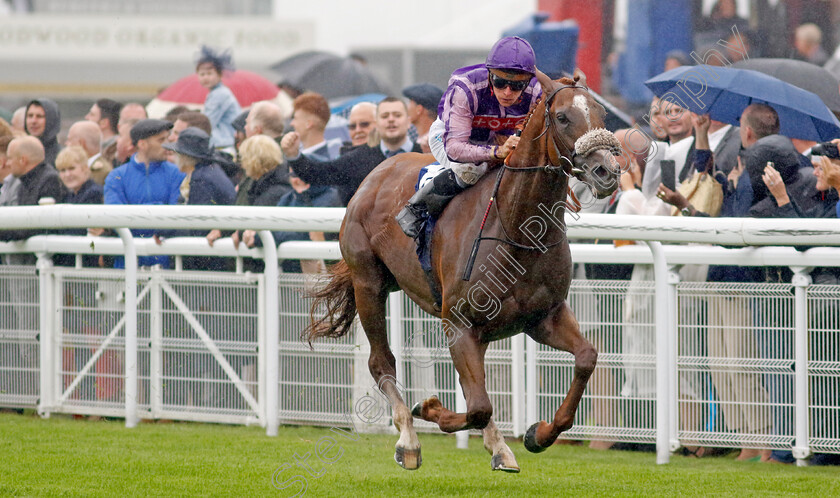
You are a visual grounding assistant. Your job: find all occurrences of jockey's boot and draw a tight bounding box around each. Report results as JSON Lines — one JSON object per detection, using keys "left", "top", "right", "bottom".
{"left": 396, "top": 169, "right": 466, "bottom": 238}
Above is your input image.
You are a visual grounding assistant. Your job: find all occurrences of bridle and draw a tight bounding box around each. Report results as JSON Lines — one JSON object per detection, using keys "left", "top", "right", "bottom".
{"left": 462, "top": 83, "right": 589, "bottom": 281}
{"left": 503, "top": 83, "right": 586, "bottom": 175}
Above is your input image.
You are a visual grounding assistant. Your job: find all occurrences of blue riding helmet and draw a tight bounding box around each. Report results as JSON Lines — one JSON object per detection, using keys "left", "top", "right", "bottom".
{"left": 485, "top": 36, "right": 537, "bottom": 75}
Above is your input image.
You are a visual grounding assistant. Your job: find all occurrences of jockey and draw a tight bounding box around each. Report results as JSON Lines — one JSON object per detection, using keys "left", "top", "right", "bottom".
{"left": 397, "top": 36, "right": 542, "bottom": 238}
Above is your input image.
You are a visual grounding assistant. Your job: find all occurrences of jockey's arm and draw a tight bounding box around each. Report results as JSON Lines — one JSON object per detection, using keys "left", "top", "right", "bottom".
{"left": 443, "top": 89, "right": 498, "bottom": 164}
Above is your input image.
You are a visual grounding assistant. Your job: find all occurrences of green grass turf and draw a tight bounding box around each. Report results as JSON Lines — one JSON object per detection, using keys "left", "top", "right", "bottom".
{"left": 1, "top": 412, "right": 837, "bottom": 497}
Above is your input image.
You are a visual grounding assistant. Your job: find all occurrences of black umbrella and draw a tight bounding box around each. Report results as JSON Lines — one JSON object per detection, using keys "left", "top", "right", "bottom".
{"left": 732, "top": 58, "right": 840, "bottom": 117}
{"left": 270, "top": 51, "right": 391, "bottom": 99}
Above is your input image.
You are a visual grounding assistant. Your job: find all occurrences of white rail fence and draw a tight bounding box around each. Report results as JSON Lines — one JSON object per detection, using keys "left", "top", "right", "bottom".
{"left": 1, "top": 206, "right": 839, "bottom": 466}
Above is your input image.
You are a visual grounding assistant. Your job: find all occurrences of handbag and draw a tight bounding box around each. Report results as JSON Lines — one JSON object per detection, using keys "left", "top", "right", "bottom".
{"left": 672, "top": 170, "right": 723, "bottom": 217}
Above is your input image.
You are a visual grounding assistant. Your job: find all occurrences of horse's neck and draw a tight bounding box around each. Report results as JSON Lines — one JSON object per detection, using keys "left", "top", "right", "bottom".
{"left": 497, "top": 165, "right": 569, "bottom": 240}
{"left": 496, "top": 106, "right": 570, "bottom": 241}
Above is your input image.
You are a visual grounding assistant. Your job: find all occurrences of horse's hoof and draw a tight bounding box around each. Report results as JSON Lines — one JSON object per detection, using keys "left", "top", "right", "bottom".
{"left": 524, "top": 422, "right": 547, "bottom": 454}
{"left": 411, "top": 396, "right": 440, "bottom": 420}
{"left": 491, "top": 453, "right": 520, "bottom": 473}
{"left": 395, "top": 446, "right": 422, "bottom": 470}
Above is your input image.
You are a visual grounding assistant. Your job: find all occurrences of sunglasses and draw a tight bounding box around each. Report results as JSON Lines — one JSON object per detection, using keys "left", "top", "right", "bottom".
{"left": 489, "top": 73, "right": 529, "bottom": 92}
{"left": 348, "top": 121, "right": 372, "bottom": 131}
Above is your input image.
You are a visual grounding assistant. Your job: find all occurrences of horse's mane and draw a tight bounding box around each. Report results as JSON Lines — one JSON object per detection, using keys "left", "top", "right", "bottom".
{"left": 518, "top": 95, "right": 543, "bottom": 132}
{"left": 557, "top": 76, "right": 576, "bottom": 86}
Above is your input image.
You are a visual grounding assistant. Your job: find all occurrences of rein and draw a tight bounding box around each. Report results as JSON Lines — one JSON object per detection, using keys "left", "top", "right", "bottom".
{"left": 461, "top": 84, "right": 585, "bottom": 281}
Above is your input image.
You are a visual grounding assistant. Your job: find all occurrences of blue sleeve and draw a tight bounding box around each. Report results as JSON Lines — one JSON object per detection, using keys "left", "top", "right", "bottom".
{"left": 271, "top": 192, "right": 306, "bottom": 246}
{"left": 836, "top": 200, "right": 840, "bottom": 218}
{"left": 203, "top": 86, "right": 227, "bottom": 128}
{"left": 104, "top": 169, "right": 127, "bottom": 204}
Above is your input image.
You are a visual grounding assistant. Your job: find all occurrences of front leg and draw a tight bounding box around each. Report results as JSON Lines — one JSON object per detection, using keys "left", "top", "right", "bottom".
{"left": 523, "top": 302, "right": 597, "bottom": 452}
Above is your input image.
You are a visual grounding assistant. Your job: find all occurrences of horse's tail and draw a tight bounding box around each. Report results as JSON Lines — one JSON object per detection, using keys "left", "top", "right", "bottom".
{"left": 303, "top": 259, "right": 357, "bottom": 344}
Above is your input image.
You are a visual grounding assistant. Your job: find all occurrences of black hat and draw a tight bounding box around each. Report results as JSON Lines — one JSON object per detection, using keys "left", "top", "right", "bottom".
{"left": 131, "top": 119, "right": 174, "bottom": 146}
{"left": 402, "top": 83, "right": 445, "bottom": 112}
{"left": 162, "top": 127, "right": 215, "bottom": 161}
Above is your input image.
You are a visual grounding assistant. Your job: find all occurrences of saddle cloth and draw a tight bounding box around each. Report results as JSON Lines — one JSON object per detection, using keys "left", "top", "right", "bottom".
{"left": 416, "top": 162, "right": 447, "bottom": 191}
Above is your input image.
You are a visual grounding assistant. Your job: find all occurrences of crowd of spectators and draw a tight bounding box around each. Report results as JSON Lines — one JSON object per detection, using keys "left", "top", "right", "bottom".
{"left": 0, "top": 77, "right": 445, "bottom": 273}
{"left": 586, "top": 73, "right": 840, "bottom": 464}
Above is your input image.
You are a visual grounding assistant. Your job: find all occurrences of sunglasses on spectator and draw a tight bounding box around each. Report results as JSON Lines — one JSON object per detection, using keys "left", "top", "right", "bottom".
{"left": 348, "top": 121, "right": 372, "bottom": 130}
{"left": 489, "top": 73, "right": 529, "bottom": 92}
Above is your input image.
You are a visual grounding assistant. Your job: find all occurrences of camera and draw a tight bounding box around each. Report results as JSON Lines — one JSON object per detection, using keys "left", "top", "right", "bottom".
{"left": 811, "top": 141, "right": 840, "bottom": 159}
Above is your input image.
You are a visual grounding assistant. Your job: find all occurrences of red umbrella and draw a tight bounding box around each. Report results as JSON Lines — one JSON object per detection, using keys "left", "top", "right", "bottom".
{"left": 156, "top": 69, "right": 279, "bottom": 106}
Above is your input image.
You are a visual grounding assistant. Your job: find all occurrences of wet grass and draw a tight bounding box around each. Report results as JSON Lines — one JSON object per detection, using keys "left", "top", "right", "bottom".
{"left": 0, "top": 412, "right": 837, "bottom": 497}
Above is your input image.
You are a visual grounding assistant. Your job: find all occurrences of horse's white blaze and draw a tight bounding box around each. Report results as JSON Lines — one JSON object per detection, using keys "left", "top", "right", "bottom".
{"left": 573, "top": 94, "right": 591, "bottom": 129}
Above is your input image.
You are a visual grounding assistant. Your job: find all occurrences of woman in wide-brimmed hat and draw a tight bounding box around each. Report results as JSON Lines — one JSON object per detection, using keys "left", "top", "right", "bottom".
{"left": 162, "top": 127, "right": 236, "bottom": 270}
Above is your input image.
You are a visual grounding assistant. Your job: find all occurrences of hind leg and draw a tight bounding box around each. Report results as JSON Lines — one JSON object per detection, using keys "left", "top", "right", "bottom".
{"left": 523, "top": 302, "right": 597, "bottom": 453}
{"left": 351, "top": 257, "right": 421, "bottom": 470}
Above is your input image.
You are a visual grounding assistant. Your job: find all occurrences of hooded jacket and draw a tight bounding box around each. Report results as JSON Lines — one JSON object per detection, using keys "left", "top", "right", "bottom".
{"left": 742, "top": 134, "right": 810, "bottom": 218}
{"left": 271, "top": 184, "right": 342, "bottom": 272}
{"left": 25, "top": 98, "right": 62, "bottom": 166}
{"left": 247, "top": 166, "right": 292, "bottom": 206}
{"left": 0, "top": 162, "right": 66, "bottom": 241}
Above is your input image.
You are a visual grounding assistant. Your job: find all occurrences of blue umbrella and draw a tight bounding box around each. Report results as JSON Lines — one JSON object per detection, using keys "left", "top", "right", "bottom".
{"left": 644, "top": 64, "right": 840, "bottom": 142}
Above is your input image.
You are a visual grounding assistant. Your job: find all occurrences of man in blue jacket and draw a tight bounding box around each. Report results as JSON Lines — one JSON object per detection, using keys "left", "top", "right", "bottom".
{"left": 104, "top": 119, "right": 185, "bottom": 268}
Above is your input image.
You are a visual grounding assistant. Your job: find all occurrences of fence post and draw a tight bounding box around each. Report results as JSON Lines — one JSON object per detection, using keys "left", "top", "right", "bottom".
{"left": 644, "top": 241, "right": 671, "bottom": 465}
{"left": 455, "top": 373, "right": 468, "bottom": 449}
{"left": 667, "top": 265, "right": 681, "bottom": 454}
{"left": 526, "top": 336, "right": 537, "bottom": 431}
{"left": 257, "top": 275, "right": 267, "bottom": 427}
{"left": 150, "top": 273, "right": 162, "bottom": 419}
{"left": 116, "top": 228, "right": 138, "bottom": 428}
{"left": 388, "top": 292, "right": 404, "bottom": 386}
{"left": 259, "top": 230, "right": 280, "bottom": 436}
{"left": 258, "top": 231, "right": 279, "bottom": 436}
{"left": 791, "top": 267, "right": 812, "bottom": 466}
{"left": 511, "top": 334, "right": 525, "bottom": 437}
{"left": 36, "top": 253, "right": 54, "bottom": 417}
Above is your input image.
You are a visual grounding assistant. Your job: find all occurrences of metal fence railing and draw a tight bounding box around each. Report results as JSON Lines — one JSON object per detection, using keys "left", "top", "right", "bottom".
{"left": 1, "top": 206, "right": 839, "bottom": 466}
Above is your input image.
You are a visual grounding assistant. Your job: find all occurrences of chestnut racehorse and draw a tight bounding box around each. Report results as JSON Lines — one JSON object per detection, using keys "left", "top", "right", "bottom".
{"left": 304, "top": 70, "right": 620, "bottom": 472}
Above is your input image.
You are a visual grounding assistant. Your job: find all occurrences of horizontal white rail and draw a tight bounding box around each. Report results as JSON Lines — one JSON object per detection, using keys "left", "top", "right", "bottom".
{"left": 4, "top": 236, "right": 840, "bottom": 268}
{"left": 1, "top": 205, "right": 839, "bottom": 245}
{"left": 0, "top": 205, "right": 347, "bottom": 232}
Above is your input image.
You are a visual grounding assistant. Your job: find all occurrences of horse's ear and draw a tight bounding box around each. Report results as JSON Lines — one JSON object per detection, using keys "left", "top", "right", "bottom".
{"left": 572, "top": 68, "right": 587, "bottom": 88}
{"left": 535, "top": 68, "right": 555, "bottom": 91}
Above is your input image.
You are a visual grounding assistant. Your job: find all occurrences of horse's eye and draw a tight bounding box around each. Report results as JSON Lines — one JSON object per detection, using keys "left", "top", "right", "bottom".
{"left": 556, "top": 113, "right": 569, "bottom": 124}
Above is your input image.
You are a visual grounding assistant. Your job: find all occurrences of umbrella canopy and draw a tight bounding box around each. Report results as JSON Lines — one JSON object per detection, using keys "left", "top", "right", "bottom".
{"left": 329, "top": 93, "right": 386, "bottom": 117}
{"left": 731, "top": 58, "right": 840, "bottom": 117}
{"left": 645, "top": 65, "right": 840, "bottom": 142}
{"left": 156, "top": 70, "right": 279, "bottom": 106}
{"left": 146, "top": 70, "right": 291, "bottom": 120}
{"left": 270, "top": 51, "right": 391, "bottom": 99}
